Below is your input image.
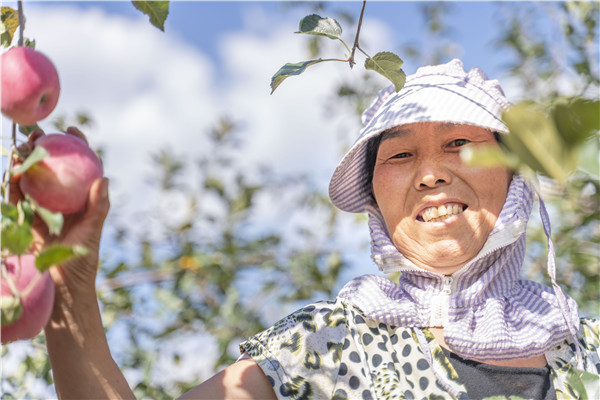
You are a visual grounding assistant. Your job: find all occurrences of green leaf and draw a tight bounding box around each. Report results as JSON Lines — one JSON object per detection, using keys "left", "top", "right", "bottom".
{"left": 32, "top": 202, "right": 64, "bottom": 236}
{"left": 18, "top": 123, "right": 40, "bottom": 136}
{"left": 1, "top": 296, "right": 23, "bottom": 327}
{"left": 565, "top": 367, "right": 600, "bottom": 399}
{"left": 35, "top": 244, "right": 88, "bottom": 272}
{"left": 296, "top": 14, "right": 342, "bottom": 40}
{"left": 502, "top": 102, "right": 575, "bottom": 183}
{"left": 1, "top": 6, "right": 19, "bottom": 48}
{"left": 11, "top": 145, "right": 49, "bottom": 176}
{"left": 577, "top": 135, "right": 600, "bottom": 177}
{"left": 460, "top": 144, "right": 519, "bottom": 169}
{"left": 270, "top": 59, "right": 323, "bottom": 94}
{"left": 18, "top": 200, "right": 35, "bottom": 226}
{"left": 364, "top": 52, "right": 406, "bottom": 92}
{"left": 204, "top": 176, "right": 226, "bottom": 198}
{"left": 552, "top": 97, "right": 600, "bottom": 146}
{"left": 0, "top": 220, "right": 33, "bottom": 256}
{"left": 1, "top": 202, "right": 18, "bottom": 221}
{"left": 23, "top": 37, "right": 35, "bottom": 49}
{"left": 131, "top": 1, "right": 169, "bottom": 31}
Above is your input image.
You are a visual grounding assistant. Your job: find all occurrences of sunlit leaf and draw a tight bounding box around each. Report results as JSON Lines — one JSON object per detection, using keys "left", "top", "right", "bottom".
{"left": 0, "top": 221, "right": 33, "bottom": 256}
{"left": 552, "top": 97, "right": 600, "bottom": 146}
{"left": 25, "top": 196, "right": 63, "bottom": 236}
{"left": 578, "top": 135, "right": 600, "bottom": 177}
{"left": 18, "top": 200, "right": 35, "bottom": 226}
{"left": 460, "top": 144, "right": 519, "bottom": 169}
{"left": 565, "top": 367, "right": 600, "bottom": 399}
{"left": 36, "top": 207, "right": 63, "bottom": 236}
{"left": 35, "top": 244, "right": 88, "bottom": 272}
{"left": 270, "top": 59, "right": 323, "bottom": 94}
{"left": 76, "top": 112, "right": 93, "bottom": 126}
{"left": 1, "top": 296, "right": 22, "bottom": 327}
{"left": 364, "top": 52, "right": 406, "bottom": 92}
{"left": 296, "top": 14, "right": 342, "bottom": 40}
{"left": 204, "top": 176, "right": 226, "bottom": 198}
{"left": 19, "top": 123, "right": 40, "bottom": 136}
{"left": 131, "top": 1, "right": 169, "bottom": 31}
{"left": 502, "top": 102, "right": 574, "bottom": 182}
{"left": 1, "top": 202, "right": 18, "bottom": 221}
{"left": 1, "top": 6, "right": 19, "bottom": 48}
{"left": 11, "top": 146, "right": 49, "bottom": 176}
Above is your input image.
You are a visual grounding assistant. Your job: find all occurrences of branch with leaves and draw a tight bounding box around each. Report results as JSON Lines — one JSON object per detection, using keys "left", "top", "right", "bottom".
{"left": 270, "top": 1, "right": 405, "bottom": 94}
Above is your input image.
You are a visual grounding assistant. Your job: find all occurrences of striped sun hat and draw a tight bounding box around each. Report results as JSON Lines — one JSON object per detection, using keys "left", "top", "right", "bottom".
{"left": 329, "top": 58, "right": 511, "bottom": 213}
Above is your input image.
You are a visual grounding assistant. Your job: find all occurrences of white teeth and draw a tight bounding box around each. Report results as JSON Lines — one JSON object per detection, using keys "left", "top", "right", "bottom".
{"left": 420, "top": 203, "right": 464, "bottom": 222}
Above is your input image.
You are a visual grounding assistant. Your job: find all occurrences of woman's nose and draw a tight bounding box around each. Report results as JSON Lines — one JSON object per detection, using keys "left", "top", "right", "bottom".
{"left": 413, "top": 159, "right": 452, "bottom": 190}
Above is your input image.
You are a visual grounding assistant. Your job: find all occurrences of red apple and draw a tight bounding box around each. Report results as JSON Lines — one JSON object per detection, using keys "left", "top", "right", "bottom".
{"left": 19, "top": 133, "right": 103, "bottom": 214}
{"left": 1, "top": 46, "right": 60, "bottom": 125}
{"left": 1, "top": 254, "right": 55, "bottom": 344}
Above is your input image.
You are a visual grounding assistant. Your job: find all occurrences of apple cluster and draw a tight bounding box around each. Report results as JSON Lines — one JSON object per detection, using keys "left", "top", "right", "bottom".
{"left": 1, "top": 46, "right": 103, "bottom": 343}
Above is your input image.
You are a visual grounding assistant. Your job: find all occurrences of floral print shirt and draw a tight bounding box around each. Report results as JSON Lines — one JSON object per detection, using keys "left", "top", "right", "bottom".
{"left": 240, "top": 298, "right": 600, "bottom": 400}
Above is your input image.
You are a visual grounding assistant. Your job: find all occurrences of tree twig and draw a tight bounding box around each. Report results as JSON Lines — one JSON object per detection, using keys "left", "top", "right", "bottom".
{"left": 5, "top": 1, "right": 27, "bottom": 203}
{"left": 349, "top": 0, "right": 367, "bottom": 69}
{"left": 17, "top": 0, "right": 25, "bottom": 46}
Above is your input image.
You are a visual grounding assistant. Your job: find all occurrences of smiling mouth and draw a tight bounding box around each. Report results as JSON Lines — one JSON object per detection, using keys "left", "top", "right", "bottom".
{"left": 418, "top": 203, "right": 467, "bottom": 222}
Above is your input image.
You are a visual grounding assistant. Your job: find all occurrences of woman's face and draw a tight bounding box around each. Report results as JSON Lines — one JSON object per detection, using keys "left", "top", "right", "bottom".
{"left": 372, "top": 122, "right": 512, "bottom": 275}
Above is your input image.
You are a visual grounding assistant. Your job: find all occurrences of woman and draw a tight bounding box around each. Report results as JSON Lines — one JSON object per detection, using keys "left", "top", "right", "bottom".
{"left": 20, "top": 59, "right": 598, "bottom": 399}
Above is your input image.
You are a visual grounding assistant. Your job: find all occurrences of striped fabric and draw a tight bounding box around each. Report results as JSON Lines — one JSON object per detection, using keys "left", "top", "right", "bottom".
{"left": 330, "top": 59, "right": 582, "bottom": 364}
{"left": 338, "top": 175, "right": 581, "bottom": 361}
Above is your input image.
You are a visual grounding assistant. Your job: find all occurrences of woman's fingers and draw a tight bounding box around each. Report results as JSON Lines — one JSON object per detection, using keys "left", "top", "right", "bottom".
{"left": 27, "top": 129, "right": 45, "bottom": 144}
{"left": 83, "top": 177, "right": 110, "bottom": 229}
{"left": 65, "top": 126, "right": 88, "bottom": 144}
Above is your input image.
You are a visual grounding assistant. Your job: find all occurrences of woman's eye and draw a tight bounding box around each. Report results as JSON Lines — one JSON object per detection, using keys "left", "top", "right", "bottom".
{"left": 449, "top": 139, "right": 471, "bottom": 148}
{"left": 391, "top": 152, "right": 411, "bottom": 159}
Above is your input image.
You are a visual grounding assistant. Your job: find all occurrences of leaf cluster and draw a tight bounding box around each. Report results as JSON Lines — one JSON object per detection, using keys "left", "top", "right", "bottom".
{"left": 271, "top": 8, "right": 405, "bottom": 94}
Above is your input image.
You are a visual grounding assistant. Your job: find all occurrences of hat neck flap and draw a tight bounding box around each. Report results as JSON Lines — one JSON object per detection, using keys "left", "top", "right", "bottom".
{"left": 338, "top": 174, "right": 580, "bottom": 362}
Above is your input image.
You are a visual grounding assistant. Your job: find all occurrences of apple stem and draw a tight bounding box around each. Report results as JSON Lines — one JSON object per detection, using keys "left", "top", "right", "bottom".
{"left": 17, "top": 1, "right": 25, "bottom": 47}
{"left": 1, "top": 124, "right": 18, "bottom": 204}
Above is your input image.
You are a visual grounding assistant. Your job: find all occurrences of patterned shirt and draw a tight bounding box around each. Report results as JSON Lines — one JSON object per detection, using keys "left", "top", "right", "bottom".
{"left": 240, "top": 298, "right": 600, "bottom": 400}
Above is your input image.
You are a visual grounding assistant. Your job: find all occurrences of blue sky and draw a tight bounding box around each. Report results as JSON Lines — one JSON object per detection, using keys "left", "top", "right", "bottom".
{"left": 39, "top": 1, "right": 506, "bottom": 78}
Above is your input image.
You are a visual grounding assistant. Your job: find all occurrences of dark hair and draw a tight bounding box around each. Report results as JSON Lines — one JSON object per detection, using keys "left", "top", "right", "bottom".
{"left": 364, "top": 132, "right": 385, "bottom": 202}
{"left": 364, "top": 129, "right": 502, "bottom": 201}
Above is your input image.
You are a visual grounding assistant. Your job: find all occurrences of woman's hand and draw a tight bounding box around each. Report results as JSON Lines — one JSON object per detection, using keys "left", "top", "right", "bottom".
{"left": 9, "top": 127, "right": 109, "bottom": 301}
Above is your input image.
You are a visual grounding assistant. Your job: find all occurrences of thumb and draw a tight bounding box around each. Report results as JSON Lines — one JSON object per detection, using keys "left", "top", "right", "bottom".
{"left": 84, "top": 178, "right": 110, "bottom": 227}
